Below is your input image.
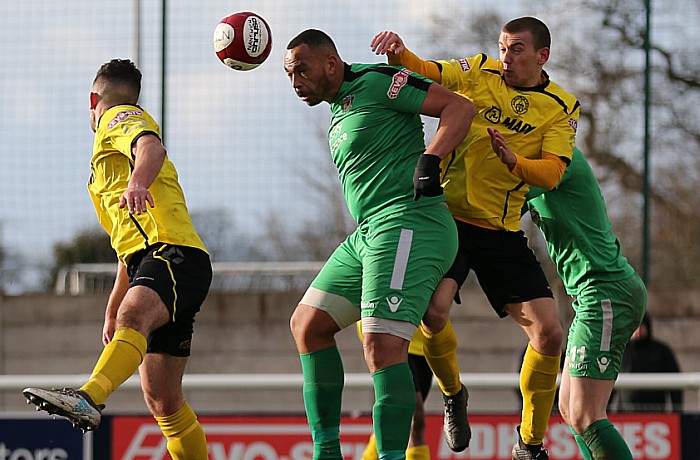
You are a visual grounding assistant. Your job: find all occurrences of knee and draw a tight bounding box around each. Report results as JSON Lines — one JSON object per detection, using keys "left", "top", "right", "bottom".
{"left": 568, "top": 414, "right": 589, "bottom": 435}
{"left": 290, "top": 305, "right": 322, "bottom": 342}
{"left": 564, "top": 404, "right": 596, "bottom": 434}
{"left": 363, "top": 334, "right": 407, "bottom": 373}
{"left": 143, "top": 388, "right": 184, "bottom": 418}
{"left": 422, "top": 298, "right": 450, "bottom": 333}
{"left": 290, "top": 305, "right": 341, "bottom": 353}
{"left": 362, "top": 338, "right": 387, "bottom": 372}
{"left": 532, "top": 321, "right": 564, "bottom": 355}
{"left": 289, "top": 306, "right": 305, "bottom": 340}
{"left": 546, "top": 322, "right": 564, "bottom": 350}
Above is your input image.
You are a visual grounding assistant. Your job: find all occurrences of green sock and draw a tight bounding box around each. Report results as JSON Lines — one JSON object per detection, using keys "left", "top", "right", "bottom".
{"left": 300, "top": 346, "right": 344, "bottom": 460}
{"left": 372, "top": 363, "right": 415, "bottom": 460}
{"left": 570, "top": 425, "right": 593, "bottom": 460}
{"left": 581, "top": 419, "right": 633, "bottom": 460}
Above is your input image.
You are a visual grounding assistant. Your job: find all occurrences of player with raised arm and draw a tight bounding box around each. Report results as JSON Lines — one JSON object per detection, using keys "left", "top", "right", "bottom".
{"left": 23, "top": 59, "right": 211, "bottom": 460}
{"left": 285, "top": 29, "right": 476, "bottom": 460}
{"left": 371, "top": 17, "right": 580, "bottom": 459}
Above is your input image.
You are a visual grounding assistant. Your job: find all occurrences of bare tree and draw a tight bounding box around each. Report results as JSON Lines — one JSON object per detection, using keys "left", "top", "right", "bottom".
{"left": 425, "top": 1, "right": 700, "bottom": 287}
{"left": 191, "top": 208, "right": 253, "bottom": 262}
{"left": 44, "top": 227, "right": 115, "bottom": 290}
{"left": 256, "top": 113, "right": 355, "bottom": 262}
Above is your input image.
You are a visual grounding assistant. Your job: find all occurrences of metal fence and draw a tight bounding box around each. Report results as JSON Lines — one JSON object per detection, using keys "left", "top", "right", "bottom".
{"left": 54, "top": 261, "right": 325, "bottom": 295}
{"left": 4, "top": 372, "right": 700, "bottom": 411}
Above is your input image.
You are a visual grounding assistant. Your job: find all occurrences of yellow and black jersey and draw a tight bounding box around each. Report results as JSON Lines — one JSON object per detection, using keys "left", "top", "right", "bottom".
{"left": 88, "top": 104, "right": 206, "bottom": 264}
{"left": 436, "top": 54, "right": 580, "bottom": 231}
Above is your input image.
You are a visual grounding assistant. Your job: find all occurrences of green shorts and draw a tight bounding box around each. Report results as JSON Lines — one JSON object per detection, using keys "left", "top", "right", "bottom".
{"left": 566, "top": 273, "right": 647, "bottom": 379}
{"left": 303, "top": 203, "right": 457, "bottom": 340}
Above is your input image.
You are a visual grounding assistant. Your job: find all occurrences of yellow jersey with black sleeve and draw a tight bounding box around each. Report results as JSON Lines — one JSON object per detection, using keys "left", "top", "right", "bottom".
{"left": 429, "top": 54, "right": 579, "bottom": 231}
{"left": 88, "top": 104, "right": 206, "bottom": 264}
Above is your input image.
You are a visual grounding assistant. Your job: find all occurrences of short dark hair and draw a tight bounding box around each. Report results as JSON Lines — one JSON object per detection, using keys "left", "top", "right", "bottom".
{"left": 287, "top": 29, "right": 338, "bottom": 54}
{"left": 503, "top": 17, "right": 551, "bottom": 50}
{"left": 94, "top": 59, "right": 142, "bottom": 102}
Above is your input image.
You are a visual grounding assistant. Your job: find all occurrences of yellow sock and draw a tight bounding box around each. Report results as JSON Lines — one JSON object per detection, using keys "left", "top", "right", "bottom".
{"left": 361, "top": 433, "right": 379, "bottom": 460}
{"left": 420, "top": 320, "right": 461, "bottom": 395}
{"left": 406, "top": 445, "right": 430, "bottom": 460}
{"left": 155, "top": 402, "right": 208, "bottom": 460}
{"left": 80, "top": 327, "right": 146, "bottom": 405}
{"left": 519, "top": 343, "right": 561, "bottom": 445}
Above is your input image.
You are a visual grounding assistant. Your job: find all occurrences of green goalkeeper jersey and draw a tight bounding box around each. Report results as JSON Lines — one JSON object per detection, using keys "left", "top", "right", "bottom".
{"left": 328, "top": 63, "right": 443, "bottom": 224}
{"left": 526, "top": 148, "right": 636, "bottom": 296}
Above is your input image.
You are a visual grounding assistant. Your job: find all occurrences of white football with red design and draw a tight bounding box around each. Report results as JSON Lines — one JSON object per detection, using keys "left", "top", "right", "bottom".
{"left": 213, "top": 12, "right": 272, "bottom": 71}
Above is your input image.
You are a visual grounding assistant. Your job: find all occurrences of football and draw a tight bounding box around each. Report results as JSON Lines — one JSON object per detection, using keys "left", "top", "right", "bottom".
{"left": 213, "top": 12, "right": 272, "bottom": 71}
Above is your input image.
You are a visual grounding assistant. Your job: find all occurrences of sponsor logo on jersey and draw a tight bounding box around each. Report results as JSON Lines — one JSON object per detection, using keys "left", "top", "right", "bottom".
{"left": 568, "top": 118, "right": 578, "bottom": 132}
{"left": 485, "top": 106, "right": 502, "bottom": 124}
{"left": 386, "top": 296, "right": 403, "bottom": 313}
{"left": 458, "top": 58, "right": 470, "bottom": 71}
{"left": 108, "top": 110, "right": 143, "bottom": 129}
{"left": 387, "top": 69, "right": 412, "bottom": 99}
{"left": 329, "top": 132, "right": 348, "bottom": 154}
{"left": 597, "top": 356, "right": 611, "bottom": 373}
{"left": 341, "top": 94, "right": 354, "bottom": 113}
{"left": 511, "top": 95, "right": 529, "bottom": 115}
{"left": 360, "top": 301, "right": 375, "bottom": 310}
{"left": 484, "top": 105, "right": 538, "bottom": 134}
{"left": 502, "top": 117, "right": 536, "bottom": 134}
{"left": 329, "top": 122, "right": 343, "bottom": 139}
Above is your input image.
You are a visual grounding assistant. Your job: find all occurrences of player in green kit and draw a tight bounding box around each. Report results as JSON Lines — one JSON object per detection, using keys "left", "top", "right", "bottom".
{"left": 371, "top": 18, "right": 580, "bottom": 458}
{"left": 524, "top": 148, "right": 647, "bottom": 460}
{"left": 284, "top": 29, "right": 476, "bottom": 460}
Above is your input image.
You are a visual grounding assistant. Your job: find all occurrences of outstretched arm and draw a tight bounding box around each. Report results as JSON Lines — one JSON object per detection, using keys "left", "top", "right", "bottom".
{"left": 371, "top": 31, "right": 442, "bottom": 82}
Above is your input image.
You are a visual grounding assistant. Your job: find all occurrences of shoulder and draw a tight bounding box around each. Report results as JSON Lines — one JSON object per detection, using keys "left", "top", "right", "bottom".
{"left": 345, "top": 63, "right": 433, "bottom": 98}
{"left": 348, "top": 63, "right": 429, "bottom": 83}
{"left": 99, "top": 105, "right": 148, "bottom": 130}
{"left": 439, "top": 53, "right": 500, "bottom": 76}
{"left": 540, "top": 79, "right": 580, "bottom": 115}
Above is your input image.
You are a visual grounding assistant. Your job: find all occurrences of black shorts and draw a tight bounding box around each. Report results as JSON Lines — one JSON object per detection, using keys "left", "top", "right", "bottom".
{"left": 408, "top": 353, "right": 433, "bottom": 400}
{"left": 127, "top": 243, "right": 212, "bottom": 357}
{"left": 444, "top": 220, "right": 552, "bottom": 317}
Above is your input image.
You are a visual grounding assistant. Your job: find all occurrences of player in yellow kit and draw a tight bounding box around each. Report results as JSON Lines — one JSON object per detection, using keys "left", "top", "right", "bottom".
{"left": 24, "top": 59, "right": 211, "bottom": 460}
{"left": 372, "top": 17, "right": 580, "bottom": 459}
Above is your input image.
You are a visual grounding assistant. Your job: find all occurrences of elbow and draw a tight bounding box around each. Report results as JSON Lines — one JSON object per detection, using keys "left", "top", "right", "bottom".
{"left": 461, "top": 99, "right": 477, "bottom": 130}
{"left": 542, "top": 179, "right": 559, "bottom": 191}
{"left": 464, "top": 98, "right": 477, "bottom": 118}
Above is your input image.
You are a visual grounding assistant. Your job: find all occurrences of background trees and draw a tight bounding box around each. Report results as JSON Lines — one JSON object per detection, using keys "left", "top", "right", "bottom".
{"left": 15, "top": 0, "right": 700, "bottom": 293}
{"left": 426, "top": 1, "right": 700, "bottom": 288}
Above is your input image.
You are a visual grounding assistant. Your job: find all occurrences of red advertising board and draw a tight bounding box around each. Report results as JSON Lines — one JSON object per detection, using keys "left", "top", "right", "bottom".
{"left": 111, "top": 413, "right": 681, "bottom": 460}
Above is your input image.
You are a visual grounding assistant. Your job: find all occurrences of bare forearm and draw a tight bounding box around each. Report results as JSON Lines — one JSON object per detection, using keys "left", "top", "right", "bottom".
{"left": 130, "top": 136, "right": 166, "bottom": 189}
{"left": 427, "top": 102, "right": 474, "bottom": 159}
{"left": 106, "top": 263, "right": 129, "bottom": 318}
